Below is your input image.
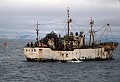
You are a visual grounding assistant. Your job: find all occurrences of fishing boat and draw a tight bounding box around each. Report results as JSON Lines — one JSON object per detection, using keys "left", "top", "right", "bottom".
{"left": 23, "top": 8, "right": 119, "bottom": 62}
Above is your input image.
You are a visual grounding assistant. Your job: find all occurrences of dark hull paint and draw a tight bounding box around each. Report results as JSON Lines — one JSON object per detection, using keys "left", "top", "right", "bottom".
{"left": 26, "top": 57, "right": 114, "bottom": 62}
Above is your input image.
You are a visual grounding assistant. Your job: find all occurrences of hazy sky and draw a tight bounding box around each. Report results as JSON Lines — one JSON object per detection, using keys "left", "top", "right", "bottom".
{"left": 0, "top": 0, "right": 120, "bottom": 39}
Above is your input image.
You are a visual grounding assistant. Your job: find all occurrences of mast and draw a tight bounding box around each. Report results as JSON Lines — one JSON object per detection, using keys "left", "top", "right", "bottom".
{"left": 36, "top": 21, "right": 40, "bottom": 42}
{"left": 67, "top": 7, "right": 70, "bottom": 38}
{"left": 89, "top": 17, "right": 94, "bottom": 46}
{"left": 67, "top": 7, "right": 72, "bottom": 40}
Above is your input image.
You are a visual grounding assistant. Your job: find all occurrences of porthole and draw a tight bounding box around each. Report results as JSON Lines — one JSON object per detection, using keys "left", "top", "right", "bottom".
{"left": 66, "top": 54, "right": 68, "bottom": 57}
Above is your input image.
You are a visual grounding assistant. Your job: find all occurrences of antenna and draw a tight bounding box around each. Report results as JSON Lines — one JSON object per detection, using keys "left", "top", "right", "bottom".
{"left": 36, "top": 21, "right": 40, "bottom": 42}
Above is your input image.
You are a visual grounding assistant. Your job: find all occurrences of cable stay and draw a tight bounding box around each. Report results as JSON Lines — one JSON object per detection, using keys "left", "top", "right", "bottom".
{"left": 60, "top": 24, "right": 67, "bottom": 35}
{"left": 39, "top": 23, "right": 65, "bottom": 26}
{"left": 70, "top": 24, "right": 77, "bottom": 33}
{"left": 92, "top": 23, "right": 115, "bottom": 42}
{"left": 108, "top": 25, "right": 114, "bottom": 42}
{"left": 72, "top": 22, "right": 90, "bottom": 27}
{"left": 99, "top": 25, "right": 108, "bottom": 39}
{"left": 83, "top": 23, "right": 115, "bottom": 43}
{"left": 32, "top": 7, "right": 116, "bottom": 44}
{"left": 94, "top": 24, "right": 109, "bottom": 33}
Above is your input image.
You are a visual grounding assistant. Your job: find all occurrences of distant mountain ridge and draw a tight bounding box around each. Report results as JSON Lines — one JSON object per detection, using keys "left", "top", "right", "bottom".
{"left": 0, "top": 34, "right": 35, "bottom": 39}
{"left": 0, "top": 34, "right": 120, "bottom": 42}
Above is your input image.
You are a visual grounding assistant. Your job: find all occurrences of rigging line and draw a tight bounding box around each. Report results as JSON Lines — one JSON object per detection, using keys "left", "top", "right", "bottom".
{"left": 60, "top": 24, "right": 67, "bottom": 35}
{"left": 41, "top": 21, "right": 65, "bottom": 25}
{"left": 73, "top": 22, "right": 89, "bottom": 27}
{"left": 40, "top": 23, "right": 65, "bottom": 26}
{"left": 71, "top": 22, "right": 90, "bottom": 35}
{"left": 93, "top": 24, "right": 107, "bottom": 39}
{"left": 94, "top": 24, "right": 108, "bottom": 33}
{"left": 108, "top": 25, "right": 114, "bottom": 42}
{"left": 37, "top": 20, "right": 66, "bottom": 26}
{"left": 85, "top": 30, "right": 100, "bottom": 41}
{"left": 94, "top": 34, "right": 101, "bottom": 42}
{"left": 100, "top": 26, "right": 108, "bottom": 39}
{"left": 70, "top": 24, "right": 77, "bottom": 32}
{"left": 84, "top": 25, "right": 106, "bottom": 39}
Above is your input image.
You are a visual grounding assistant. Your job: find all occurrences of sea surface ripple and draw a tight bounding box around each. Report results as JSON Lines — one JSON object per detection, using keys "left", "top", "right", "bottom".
{"left": 0, "top": 39, "right": 120, "bottom": 82}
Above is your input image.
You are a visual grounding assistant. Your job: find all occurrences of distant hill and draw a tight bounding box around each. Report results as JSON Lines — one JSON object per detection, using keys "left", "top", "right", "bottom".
{"left": 0, "top": 34, "right": 35, "bottom": 39}
{"left": 0, "top": 34, "right": 120, "bottom": 42}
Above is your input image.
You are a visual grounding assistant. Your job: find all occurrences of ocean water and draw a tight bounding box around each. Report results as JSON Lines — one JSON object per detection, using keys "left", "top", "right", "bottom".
{"left": 0, "top": 39, "right": 120, "bottom": 82}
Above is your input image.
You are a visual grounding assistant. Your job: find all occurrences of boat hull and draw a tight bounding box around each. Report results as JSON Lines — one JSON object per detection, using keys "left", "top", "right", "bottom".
{"left": 23, "top": 47, "right": 114, "bottom": 62}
